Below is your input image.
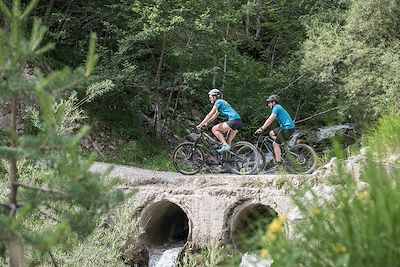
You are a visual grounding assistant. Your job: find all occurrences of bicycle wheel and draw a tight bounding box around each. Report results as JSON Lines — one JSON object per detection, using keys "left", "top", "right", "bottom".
{"left": 253, "top": 149, "right": 266, "bottom": 174}
{"left": 229, "top": 141, "right": 260, "bottom": 175}
{"left": 173, "top": 142, "right": 204, "bottom": 175}
{"left": 283, "top": 144, "right": 317, "bottom": 174}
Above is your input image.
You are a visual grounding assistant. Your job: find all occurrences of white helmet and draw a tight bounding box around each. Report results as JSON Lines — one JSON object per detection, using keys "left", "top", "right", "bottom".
{"left": 208, "top": 88, "right": 222, "bottom": 99}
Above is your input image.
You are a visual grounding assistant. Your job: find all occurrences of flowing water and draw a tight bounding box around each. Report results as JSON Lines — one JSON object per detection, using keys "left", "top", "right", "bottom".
{"left": 240, "top": 253, "right": 273, "bottom": 267}
{"left": 148, "top": 242, "right": 185, "bottom": 267}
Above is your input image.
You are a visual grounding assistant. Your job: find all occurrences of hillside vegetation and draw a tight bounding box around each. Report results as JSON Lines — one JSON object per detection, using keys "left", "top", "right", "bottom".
{"left": 1, "top": 0, "right": 400, "bottom": 266}
{"left": 18, "top": 0, "right": 397, "bottom": 168}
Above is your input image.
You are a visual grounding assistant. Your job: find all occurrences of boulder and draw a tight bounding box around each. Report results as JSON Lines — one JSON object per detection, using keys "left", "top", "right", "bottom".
{"left": 121, "top": 236, "right": 149, "bottom": 267}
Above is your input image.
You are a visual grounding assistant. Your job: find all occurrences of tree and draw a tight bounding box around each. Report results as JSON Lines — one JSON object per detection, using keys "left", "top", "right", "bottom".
{"left": 0, "top": 0, "right": 122, "bottom": 266}
{"left": 301, "top": 0, "right": 400, "bottom": 122}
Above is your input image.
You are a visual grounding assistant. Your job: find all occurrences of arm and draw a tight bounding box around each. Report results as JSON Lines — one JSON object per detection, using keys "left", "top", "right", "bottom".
{"left": 197, "top": 106, "right": 219, "bottom": 129}
{"left": 255, "top": 113, "right": 276, "bottom": 134}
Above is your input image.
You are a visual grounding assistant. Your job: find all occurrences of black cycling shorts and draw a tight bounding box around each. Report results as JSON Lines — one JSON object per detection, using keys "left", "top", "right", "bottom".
{"left": 227, "top": 119, "right": 243, "bottom": 131}
{"left": 273, "top": 127, "right": 295, "bottom": 144}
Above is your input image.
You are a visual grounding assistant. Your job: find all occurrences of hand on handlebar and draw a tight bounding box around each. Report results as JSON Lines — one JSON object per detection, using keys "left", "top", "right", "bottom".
{"left": 254, "top": 127, "right": 263, "bottom": 135}
{"left": 196, "top": 123, "right": 207, "bottom": 131}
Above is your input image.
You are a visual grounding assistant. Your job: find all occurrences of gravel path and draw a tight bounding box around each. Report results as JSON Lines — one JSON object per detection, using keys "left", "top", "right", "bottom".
{"left": 89, "top": 162, "right": 312, "bottom": 188}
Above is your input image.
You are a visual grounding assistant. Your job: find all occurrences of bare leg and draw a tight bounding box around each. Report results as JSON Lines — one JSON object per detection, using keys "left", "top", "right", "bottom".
{"left": 269, "top": 130, "right": 282, "bottom": 162}
{"left": 226, "top": 129, "right": 239, "bottom": 145}
{"left": 212, "top": 122, "right": 231, "bottom": 146}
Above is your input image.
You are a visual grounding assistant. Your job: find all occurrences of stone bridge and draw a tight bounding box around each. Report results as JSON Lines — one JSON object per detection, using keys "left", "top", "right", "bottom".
{"left": 90, "top": 163, "right": 315, "bottom": 249}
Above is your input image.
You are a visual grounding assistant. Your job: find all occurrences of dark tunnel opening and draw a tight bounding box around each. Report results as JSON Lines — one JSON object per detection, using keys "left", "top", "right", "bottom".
{"left": 140, "top": 201, "right": 190, "bottom": 247}
{"left": 231, "top": 203, "right": 279, "bottom": 251}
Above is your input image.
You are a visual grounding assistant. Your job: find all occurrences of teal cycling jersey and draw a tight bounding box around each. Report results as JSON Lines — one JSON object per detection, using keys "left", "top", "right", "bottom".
{"left": 271, "top": 104, "right": 295, "bottom": 129}
{"left": 214, "top": 99, "right": 241, "bottom": 121}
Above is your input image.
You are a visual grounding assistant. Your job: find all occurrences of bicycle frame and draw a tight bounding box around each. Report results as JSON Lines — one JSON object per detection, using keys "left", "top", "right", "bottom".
{"left": 192, "top": 130, "right": 230, "bottom": 165}
{"left": 255, "top": 134, "right": 275, "bottom": 155}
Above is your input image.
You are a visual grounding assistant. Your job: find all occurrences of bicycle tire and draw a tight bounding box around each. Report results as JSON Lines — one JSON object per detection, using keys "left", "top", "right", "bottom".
{"left": 172, "top": 142, "right": 204, "bottom": 175}
{"left": 229, "top": 141, "right": 260, "bottom": 175}
{"left": 253, "top": 149, "right": 266, "bottom": 174}
{"left": 283, "top": 144, "right": 317, "bottom": 174}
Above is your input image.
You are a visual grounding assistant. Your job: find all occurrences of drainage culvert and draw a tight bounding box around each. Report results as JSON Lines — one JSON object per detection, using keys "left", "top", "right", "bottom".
{"left": 140, "top": 200, "right": 190, "bottom": 247}
{"left": 230, "top": 203, "right": 279, "bottom": 251}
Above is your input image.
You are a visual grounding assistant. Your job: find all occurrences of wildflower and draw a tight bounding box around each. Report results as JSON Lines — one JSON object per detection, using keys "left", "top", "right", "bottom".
{"left": 309, "top": 207, "right": 321, "bottom": 217}
{"left": 333, "top": 244, "right": 348, "bottom": 254}
{"left": 329, "top": 213, "right": 336, "bottom": 222}
{"left": 260, "top": 249, "right": 269, "bottom": 258}
{"left": 356, "top": 191, "right": 370, "bottom": 204}
{"left": 268, "top": 216, "right": 287, "bottom": 234}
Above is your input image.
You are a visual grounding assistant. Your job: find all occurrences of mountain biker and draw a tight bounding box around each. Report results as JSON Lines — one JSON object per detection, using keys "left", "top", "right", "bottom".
{"left": 255, "top": 95, "right": 295, "bottom": 165}
{"left": 196, "top": 89, "right": 243, "bottom": 153}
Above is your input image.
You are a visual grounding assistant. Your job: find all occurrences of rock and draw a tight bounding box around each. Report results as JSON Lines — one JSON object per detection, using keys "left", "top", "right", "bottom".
{"left": 303, "top": 184, "right": 336, "bottom": 206}
{"left": 345, "top": 153, "right": 367, "bottom": 181}
{"left": 121, "top": 236, "right": 149, "bottom": 267}
{"left": 312, "top": 157, "right": 338, "bottom": 178}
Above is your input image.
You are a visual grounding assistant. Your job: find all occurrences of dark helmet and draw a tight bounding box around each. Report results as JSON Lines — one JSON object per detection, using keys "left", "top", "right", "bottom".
{"left": 208, "top": 88, "right": 222, "bottom": 99}
{"left": 266, "top": 94, "right": 280, "bottom": 103}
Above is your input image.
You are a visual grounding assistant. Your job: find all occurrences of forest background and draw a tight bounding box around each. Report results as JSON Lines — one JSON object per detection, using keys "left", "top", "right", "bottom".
{"left": 3, "top": 0, "right": 397, "bottom": 170}
{"left": 1, "top": 0, "right": 400, "bottom": 266}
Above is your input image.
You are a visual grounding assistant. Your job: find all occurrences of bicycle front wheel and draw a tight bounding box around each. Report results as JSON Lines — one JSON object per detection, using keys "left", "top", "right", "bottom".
{"left": 229, "top": 141, "right": 260, "bottom": 175}
{"left": 284, "top": 144, "right": 317, "bottom": 174}
{"left": 173, "top": 142, "right": 204, "bottom": 175}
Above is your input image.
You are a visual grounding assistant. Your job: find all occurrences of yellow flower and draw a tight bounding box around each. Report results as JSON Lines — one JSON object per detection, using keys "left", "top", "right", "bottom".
{"left": 260, "top": 249, "right": 269, "bottom": 258}
{"left": 329, "top": 213, "right": 336, "bottom": 222}
{"left": 268, "top": 216, "right": 287, "bottom": 234}
{"left": 356, "top": 191, "right": 370, "bottom": 204}
{"left": 333, "top": 244, "right": 348, "bottom": 254}
{"left": 309, "top": 207, "right": 321, "bottom": 217}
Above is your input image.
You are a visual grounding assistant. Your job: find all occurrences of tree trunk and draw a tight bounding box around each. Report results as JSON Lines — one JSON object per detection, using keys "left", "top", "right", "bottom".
{"left": 6, "top": 239, "right": 24, "bottom": 267}
{"left": 8, "top": 97, "right": 23, "bottom": 267}
{"left": 9, "top": 97, "right": 19, "bottom": 217}
{"left": 154, "top": 32, "right": 167, "bottom": 140}
{"left": 255, "top": 0, "right": 261, "bottom": 38}
{"left": 44, "top": 0, "right": 55, "bottom": 23}
{"left": 222, "top": 23, "right": 230, "bottom": 91}
{"left": 245, "top": 0, "right": 250, "bottom": 37}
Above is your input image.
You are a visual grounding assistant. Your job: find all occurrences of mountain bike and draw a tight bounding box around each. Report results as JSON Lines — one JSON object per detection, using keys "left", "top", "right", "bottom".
{"left": 173, "top": 129, "right": 260, "bottom": 175}
{"left": 253, "top": 131, "right": 317, "bottom": 174}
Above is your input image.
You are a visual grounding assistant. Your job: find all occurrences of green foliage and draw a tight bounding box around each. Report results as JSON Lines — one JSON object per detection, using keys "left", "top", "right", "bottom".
{"left": 301, "top": 0, "right": 400, "bottom": 123}
{"left": 365, "top": 112, "right": 400, "bottom": 155}
{"left": 255, "top": 113, "right": 400, "bottom": 266}
{"left": 106, "top": 140, "right": 174, "bottom": 171}
{"left": 0, "top": 1, "right": 123, "bottom": 265}
{"left": 42, "top": 197, "right": 140, "bottom": 267}
{"left": 262, "top": 158, "right": 400, "bottom": 266}
{"left": 179, "top": 244, "right": 225, "bottom": 267}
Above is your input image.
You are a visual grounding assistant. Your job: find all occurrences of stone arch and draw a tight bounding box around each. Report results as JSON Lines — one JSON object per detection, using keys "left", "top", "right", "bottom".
{"left": 139, "top": 199, "right": 192, "bottom": 247}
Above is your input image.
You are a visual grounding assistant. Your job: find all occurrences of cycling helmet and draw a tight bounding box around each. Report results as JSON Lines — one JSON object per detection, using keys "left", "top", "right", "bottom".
{"left": 208, "top": 88, "right": 222, "bottom": 99}
{"left": 266, "top": 94, "right": 280, "bottom": 103}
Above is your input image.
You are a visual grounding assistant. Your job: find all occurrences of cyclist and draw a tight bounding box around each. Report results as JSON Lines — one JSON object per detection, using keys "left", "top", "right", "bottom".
{"left": 196, "top": 89, "right": 243, "bottom": 153}
{"left": 255, "top": 95, "right": 295, "bottom": 165}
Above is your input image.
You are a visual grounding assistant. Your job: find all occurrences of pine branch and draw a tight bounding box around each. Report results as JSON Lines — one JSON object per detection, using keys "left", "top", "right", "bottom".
{"left": 20, "top": 0, "right": 39, "bottom": 21}
{"left": 0, "top": 1, "right": 11, "bottom": 19}
{"left": 14, "top": 182, "right": 69, "bottom": 199}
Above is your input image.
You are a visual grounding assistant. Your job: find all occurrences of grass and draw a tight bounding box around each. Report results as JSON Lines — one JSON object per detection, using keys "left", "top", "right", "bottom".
{"left": 104, "top": 139, "right": 174, "bottom": 171}
{"left": 255, "top": 113, "right": 400, "bottom": 267}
